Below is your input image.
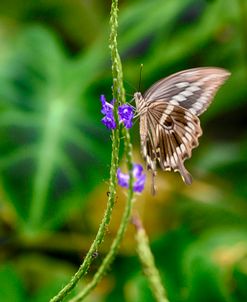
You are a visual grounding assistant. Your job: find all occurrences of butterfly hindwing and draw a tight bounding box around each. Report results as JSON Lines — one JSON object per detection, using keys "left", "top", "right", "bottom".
{"left": 145, "top": 102, "right": 202, "bottom": 184}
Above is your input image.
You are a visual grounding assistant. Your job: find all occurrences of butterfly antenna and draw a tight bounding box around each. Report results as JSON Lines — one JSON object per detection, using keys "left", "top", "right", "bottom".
{"left": 138, "top": 64, "right": 143, "bottom": 92}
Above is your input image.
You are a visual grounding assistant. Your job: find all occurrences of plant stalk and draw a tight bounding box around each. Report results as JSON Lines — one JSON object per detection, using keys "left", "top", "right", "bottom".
{"left": 68, "top": 0, "right": 135, "bottom": 300}
{"left": 133, "top": 214, "right": 169, "bottom": 302}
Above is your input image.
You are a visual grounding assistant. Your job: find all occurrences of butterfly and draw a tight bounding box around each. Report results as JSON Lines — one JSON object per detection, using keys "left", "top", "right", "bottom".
{"left": 134, "top": 67, "right": 230, "bottom": 193}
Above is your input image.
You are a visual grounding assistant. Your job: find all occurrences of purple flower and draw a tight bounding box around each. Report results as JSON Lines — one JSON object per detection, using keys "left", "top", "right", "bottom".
{"left": 102, "top": 115, "right": 116, "bottom": 129}
{"left": 100, "top": 95, "right": 116, "bottom": 129}
{"left": 100, "top": 95, "right": 134, "bottom": 130}
{"left": 118, "top": 104, "right": 134, "bottom": 129}
{"left": 117, "top": 163, "right": 146, "bottom": 193}
{"left": 117, "top": 168, "right": 129, "bottom": 188}
{"left": 132, "top": 164, "right": 146, "bottom": 193}
{"left": 100, "top": 95, "right": 113, "bottom": 115}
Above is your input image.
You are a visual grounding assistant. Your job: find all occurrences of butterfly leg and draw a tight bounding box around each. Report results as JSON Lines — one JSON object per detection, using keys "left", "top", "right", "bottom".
{"left": 151, "top": 171, "right": 157, "bottom": 195}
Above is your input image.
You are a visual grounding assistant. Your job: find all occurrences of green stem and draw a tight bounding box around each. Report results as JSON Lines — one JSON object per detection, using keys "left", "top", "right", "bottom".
{"left": 109, "top": 0, "right": 126, "bottom": 105}
{"left": 69, "top": 168, "right": 134, "bottom": 301}
{"left": 68, "top": 133, "right": 133, "bottom": 302}
{"left": 133, "top": 214, "right": 169, "bottom": 302}
{"left": 49, "top": 128, "right": 120, "bottom": 302}
{"left": 50, "top": 0, "right": 131, "bottom": 301}
{"left": 67, "top": 1, "right": 135, "bottom": 300}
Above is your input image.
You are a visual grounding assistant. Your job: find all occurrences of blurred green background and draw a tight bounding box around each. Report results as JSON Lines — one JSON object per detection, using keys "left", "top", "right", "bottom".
{"left": 0, "top": 0, "right": 247, "bottom": 301}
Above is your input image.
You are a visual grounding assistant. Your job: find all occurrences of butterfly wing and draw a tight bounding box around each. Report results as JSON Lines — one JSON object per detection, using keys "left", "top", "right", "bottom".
{"left": 139, "top": 111, "right": 158, "bottom": 194}
{"left": 142, "top": 101, "right": 202, "bottom": 185}
{"left": 135, "top": 67, "right": 230, "bottom": 189}
{"left": 144, "top": 67, "right": 230, "bottom": 116}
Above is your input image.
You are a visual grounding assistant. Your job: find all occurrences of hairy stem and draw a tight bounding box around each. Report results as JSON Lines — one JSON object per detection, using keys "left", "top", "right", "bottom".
{"left": 133, "top": 214, "right": 169, "bottom": 302}
{"left": 50, "top": 132, "right": 120, "bottom": 302}
{"left": 68, "top": 0, "right": 135, "bottom": 300}
{"left": 69, "top": 173, "right": 133, "bottom": 301}
{"left": 49, "top": 2, "right": 124, "bottom": 299}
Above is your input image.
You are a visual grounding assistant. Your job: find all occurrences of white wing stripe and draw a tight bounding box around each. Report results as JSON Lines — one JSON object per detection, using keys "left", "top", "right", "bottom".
{"left": 172, "top": 94, "right": 186, "bottom": 102}
{"left": 176, "top": 82, "right": 189, "bottom": 88}
{"left": 187, "top": 85, "right": 200, "bottom": 92}
{"left": 181, "top": 90, "right": 193, "bottom": 97}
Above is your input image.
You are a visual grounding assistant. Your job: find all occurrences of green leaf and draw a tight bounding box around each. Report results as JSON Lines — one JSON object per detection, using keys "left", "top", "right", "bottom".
{"left": 0, "top": 26, "right": 111, "bottom": 234}
{"left": 183, "top": 228, "right": 247, "bottom": 302}
{"left": 0, "top": 264, "right": 26, "bottom": 302}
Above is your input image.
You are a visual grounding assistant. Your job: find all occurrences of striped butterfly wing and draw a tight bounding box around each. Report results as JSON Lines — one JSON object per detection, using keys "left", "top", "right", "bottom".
{"left": 135, "top": 67, "right": 230, "bottom": 190}
{"left": 145, "top": 101, "right": 202, "bottom": 185}
{"left": 144, "top": 67, "right": 230, "bottom": 116}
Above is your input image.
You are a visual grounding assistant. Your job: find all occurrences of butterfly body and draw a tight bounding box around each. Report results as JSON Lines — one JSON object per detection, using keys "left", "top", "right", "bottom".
{"left": 134, "top": 67, "right": 230, "bottom": 190}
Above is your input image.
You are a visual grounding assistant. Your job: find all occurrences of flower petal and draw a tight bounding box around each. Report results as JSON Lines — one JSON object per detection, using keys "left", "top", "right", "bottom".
{"left": 118, "top": 104, "right": 134, "bottom": 129}
{"left": 100, "top": 95, "right": 114, "bottom": 116}
{"left": 117, "top": 168, "right": 129, "bottom": 188}
{"left": 133, "top": 173, "right": 146, "bottom": 193}
{"left": 133, "top": 164, "right": 143, "bottom": 178}
{"left": 117, "top": 163, "right": 146, "bottom": 193}
{"left": 101, "top": 115, "right": 116, "bottom": 129}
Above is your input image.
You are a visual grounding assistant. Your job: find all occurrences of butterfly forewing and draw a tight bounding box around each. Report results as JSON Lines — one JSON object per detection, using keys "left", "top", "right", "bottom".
{"left": 144, "top": 67, "right": 230, "bottom": 116}
{"left": 134, "top": 67, "right": 230, "bottom": 188}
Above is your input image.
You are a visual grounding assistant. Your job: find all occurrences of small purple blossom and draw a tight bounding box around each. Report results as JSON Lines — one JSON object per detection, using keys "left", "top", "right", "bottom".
{"left": 117, "top": 164, "right": 146, "bottom": 193}
{"left": 100, "top": 95, "right": 113, "bottom": 115}
{"left": 118, "top": 104, "right": 134, "bottom": 129}
{"left": 117, "top": 169, "right": 129, "bottom": 188}
{"left": 133, "top": 164, "right": 143, "bottom": 178}
{"left": 100, "top": 95, "right": 116, "bottom": 129}
{"left": 133, "top": 173, "right": 146, "bottom": 193}
{"left": 101, "top": 115, "right": 116, "bottom": 129}
{"left": 100, "top": 95, "right": 134, "bottom": 130}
